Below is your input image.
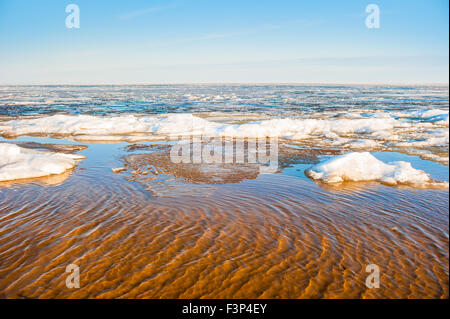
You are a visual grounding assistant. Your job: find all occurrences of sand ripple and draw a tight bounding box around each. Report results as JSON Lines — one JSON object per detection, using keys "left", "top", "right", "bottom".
{"left": 0, "top": 165, "right": 448, "bottom": 298}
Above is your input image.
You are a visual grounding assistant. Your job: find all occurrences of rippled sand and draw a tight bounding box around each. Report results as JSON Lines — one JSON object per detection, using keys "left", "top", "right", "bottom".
{"left": 0, "top": 141, "right": 448, "bottom": 299}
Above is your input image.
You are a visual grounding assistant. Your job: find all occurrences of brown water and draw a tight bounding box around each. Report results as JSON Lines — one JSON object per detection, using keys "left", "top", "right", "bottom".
{"left": 0, "top": 140, "right": 448, "bottom": 299}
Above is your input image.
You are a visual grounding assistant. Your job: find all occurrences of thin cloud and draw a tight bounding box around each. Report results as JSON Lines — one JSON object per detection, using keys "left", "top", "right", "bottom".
{"left": 119, "top": 2, "right": 180, "bottom": 20}
{"left": 146, "top": 24, "right": 282, "bottom": 47}
{"left": 144, "top": 18, "right": 326, "bottom": 48}
{"left": 194, "top": 24, "right": 282, "bottom": 41}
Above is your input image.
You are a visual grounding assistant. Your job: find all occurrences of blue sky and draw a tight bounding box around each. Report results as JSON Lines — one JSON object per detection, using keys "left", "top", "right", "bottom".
{"left": 0, "top": 0, "right": 448, "bottom": 84}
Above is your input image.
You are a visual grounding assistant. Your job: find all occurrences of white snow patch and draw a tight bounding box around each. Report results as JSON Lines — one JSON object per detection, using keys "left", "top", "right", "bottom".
{"left": 0, "top": 114, "right": 403, "bottom": 139}
{"left": 396, "top": 129, "right": 449, "bottom": 147}
{"left": 0, "top": 143, "right": 84, "bottom": 182}
{"left": 346, "top": 139, "right": 382, "bottom": 149}
{"left": 305, "top": 152, "right": 448, "bottom": 188}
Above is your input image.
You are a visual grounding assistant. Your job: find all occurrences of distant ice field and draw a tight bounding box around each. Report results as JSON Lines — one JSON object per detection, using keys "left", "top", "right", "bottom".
{"left": 0, "top": 85, "right": 448, "bottom": 166}
{"left": 0, "top": 84, "right": 448, "bottom": 117}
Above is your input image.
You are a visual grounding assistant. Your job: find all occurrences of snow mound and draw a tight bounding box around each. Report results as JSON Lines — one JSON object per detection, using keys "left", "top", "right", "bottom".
{"left": 305, "top": 152, "right": 448, "bottom": 188}
{"left": 0, "top": 143, "right": 84, "bottom": 182}
{"left": 0, "top": 114, "right": 401, "bottom": 139}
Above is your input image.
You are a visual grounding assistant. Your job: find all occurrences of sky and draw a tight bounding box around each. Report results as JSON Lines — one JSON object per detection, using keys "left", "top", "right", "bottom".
{"left": 0, "top": 0, "right": 448, "bottom": 84}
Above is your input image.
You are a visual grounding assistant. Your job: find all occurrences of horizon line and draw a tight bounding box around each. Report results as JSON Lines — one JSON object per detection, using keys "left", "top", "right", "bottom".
{"left": 0, "top": 82, "right": 449, "bottom": 86}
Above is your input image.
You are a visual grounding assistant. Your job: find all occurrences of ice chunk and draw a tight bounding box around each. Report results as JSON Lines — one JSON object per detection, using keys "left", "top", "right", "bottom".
{"left": 0, "top": 114, "right": 401, "bottom": 139}
{"left": 346, "top": 139, "right": 382, "bottom": 149}
{"left": 305, "top": 152, "right": 448, "bottom": 188}
{"left": 0, "top": 143, "right": 84, "bottom": 182}
{"left": 396, "top": 129, "right": 449, "bottom": 147}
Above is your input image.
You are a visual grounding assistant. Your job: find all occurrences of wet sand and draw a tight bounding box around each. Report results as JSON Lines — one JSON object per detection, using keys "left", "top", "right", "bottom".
{"left": 0, "top": 139, "right": 448, "bottom": 299}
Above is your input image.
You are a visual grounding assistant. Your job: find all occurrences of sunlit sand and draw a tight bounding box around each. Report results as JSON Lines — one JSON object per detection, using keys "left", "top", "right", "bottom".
{"left": 0, "top": 85, "right": 448, "bottom": 299}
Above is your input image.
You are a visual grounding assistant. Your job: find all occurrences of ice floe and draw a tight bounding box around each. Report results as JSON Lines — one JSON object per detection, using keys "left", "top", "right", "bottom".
{"left": 305, "top": 152, "right": 448, "bottom": 188}
{"left": 0, "top": 143, "right": 84, "bottom": 182}
{"left": 0, "top": 112, "right": 447, "bottom": 165}
{"left": 0, "top": 113, "right": 405, "bottom": 138}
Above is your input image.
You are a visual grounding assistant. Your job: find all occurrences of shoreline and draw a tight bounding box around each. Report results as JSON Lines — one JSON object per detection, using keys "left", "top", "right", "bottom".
{"left": 0, "top": 136, "right": 448, "bottom": 298}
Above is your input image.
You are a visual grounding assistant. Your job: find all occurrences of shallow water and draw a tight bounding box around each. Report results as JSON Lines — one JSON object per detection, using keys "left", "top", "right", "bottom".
{"left": 0, "top": 137, "right": 448, "bottom": 299}
{"left": 0, "top": 85, "right": 448, "bottom": 298}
